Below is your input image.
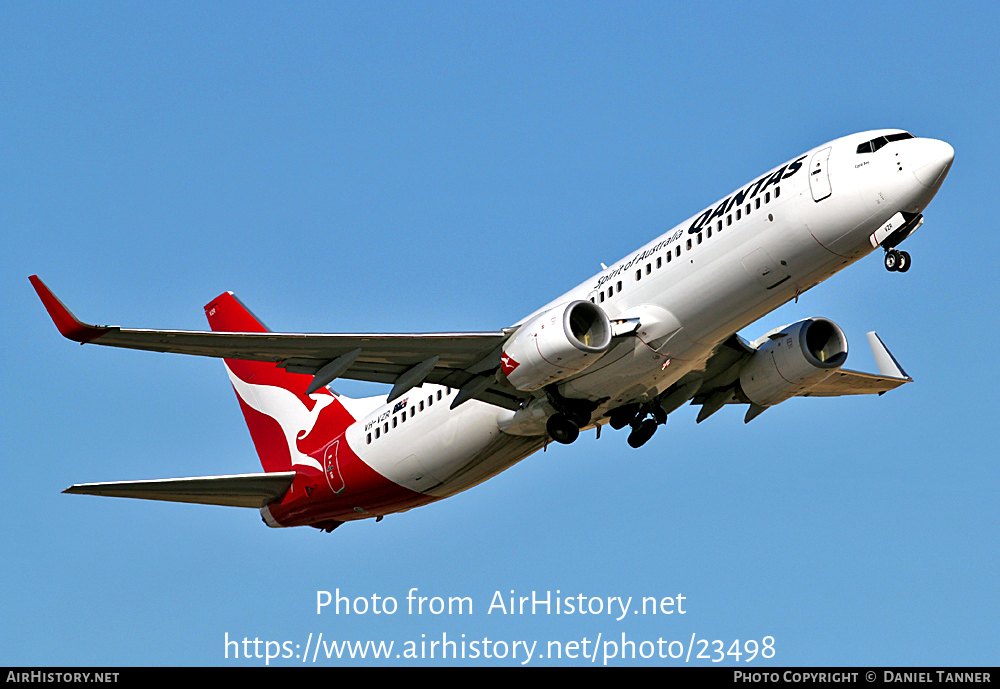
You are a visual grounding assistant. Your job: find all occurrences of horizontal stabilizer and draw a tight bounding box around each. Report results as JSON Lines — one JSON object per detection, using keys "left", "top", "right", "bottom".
{"left": 63, "top": 472, "right": 296, "bottom": 508}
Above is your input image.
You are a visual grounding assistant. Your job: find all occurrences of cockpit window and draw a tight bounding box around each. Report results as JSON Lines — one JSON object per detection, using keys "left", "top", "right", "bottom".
{"left": 857, "top": 132, "right": 913, "bottom": 154}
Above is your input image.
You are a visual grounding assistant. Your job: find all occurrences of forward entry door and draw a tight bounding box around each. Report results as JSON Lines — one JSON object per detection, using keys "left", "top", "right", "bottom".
{"left": 809, "top": 147, "right": 832, "bottom": 201}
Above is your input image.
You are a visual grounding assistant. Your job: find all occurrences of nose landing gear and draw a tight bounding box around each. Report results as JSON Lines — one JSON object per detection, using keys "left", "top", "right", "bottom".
{"left": 884, "top": 248, "right": 911, "bottom": 273}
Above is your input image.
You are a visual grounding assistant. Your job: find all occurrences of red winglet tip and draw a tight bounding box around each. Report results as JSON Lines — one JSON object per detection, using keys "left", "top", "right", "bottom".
{"left": 29, "top": 276, "right": 109, "bottom": 343}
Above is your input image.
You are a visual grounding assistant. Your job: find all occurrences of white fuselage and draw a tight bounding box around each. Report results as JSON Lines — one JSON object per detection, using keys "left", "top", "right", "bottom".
{"left": 347, "top": 130, "right": 953, "bottom": 506}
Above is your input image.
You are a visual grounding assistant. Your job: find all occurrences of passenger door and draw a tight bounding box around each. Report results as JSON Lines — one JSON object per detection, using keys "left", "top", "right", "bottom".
{"left": 809, "top": 147, "right": 833, "bottom": 201}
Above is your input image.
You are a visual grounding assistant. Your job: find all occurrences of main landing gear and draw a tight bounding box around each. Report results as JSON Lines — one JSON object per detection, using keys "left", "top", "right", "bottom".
{"left": 607, "top": 403, "right": 667, "bottom": 448}
{"left": 543, "top": 387, "right": 673, "bottom": 449}
{"left": 543, "top": 385, "right": 600, "bottom": 445}
{"left": 546, "top": 413, "right": 581, "bottom": 445}
{"left": 627, "top": 419, "right": 658, "bottom": 448}
{"left": 884, "top": 248, "right": 911, "bottom": 273}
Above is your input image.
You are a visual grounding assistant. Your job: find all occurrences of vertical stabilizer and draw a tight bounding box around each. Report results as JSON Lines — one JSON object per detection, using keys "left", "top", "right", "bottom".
{"left": 204, "top": 292, "right": 355, "bottom": 473}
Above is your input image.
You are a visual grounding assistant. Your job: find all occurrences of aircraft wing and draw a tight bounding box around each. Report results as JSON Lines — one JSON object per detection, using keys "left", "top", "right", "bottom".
{"left": 689, "top": 330, "right": 911, "bottom": 423}
{"left": 30, "top": 276, "right": 529, "bottom": 410}
{"left": 63, "top": 472, "right": 297, "bottom": 508}
{"left": 795, "top": 332, "right": 911, "bottom": 397}
{"left": 796, "top": 368, "right": 910, "bottom": 396}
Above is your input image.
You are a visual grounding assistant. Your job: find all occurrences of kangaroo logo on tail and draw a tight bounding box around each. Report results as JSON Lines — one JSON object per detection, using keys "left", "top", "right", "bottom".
{"left": 224, "top": 363, "right": 334, "bottom": 472}
{"left": 206, "top": 291, "right": 357, "bottom": 475}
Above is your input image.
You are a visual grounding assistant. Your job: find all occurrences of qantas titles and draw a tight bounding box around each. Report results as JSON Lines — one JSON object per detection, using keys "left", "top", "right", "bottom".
{"left": 687, "top": 155, "right": 807, "bottom": 234}
{"left": 592, "top": 153, "right": 806, "bottom": 291}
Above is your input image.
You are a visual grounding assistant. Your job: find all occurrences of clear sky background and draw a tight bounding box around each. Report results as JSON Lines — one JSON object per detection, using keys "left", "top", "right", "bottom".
{"left": 3, "top": 2, "right": 997, "bottom": 667}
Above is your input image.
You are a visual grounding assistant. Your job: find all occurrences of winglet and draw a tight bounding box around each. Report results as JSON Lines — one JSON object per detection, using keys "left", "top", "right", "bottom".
{"left": 29, "top": 276, "right": 113, "bottom": 343}
{"left": 866, "top": 332, "right": 911, "bottom": 380}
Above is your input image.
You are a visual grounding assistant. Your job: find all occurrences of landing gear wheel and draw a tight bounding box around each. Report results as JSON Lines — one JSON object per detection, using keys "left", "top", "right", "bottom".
{"left": 546, "top": 414, "right": 580, "bottom": 445}
{"left": 609, "top": 409, "right": 636, "bottom": 430}
{"left": 897, "top": 251, "right": 911, "bottom": 273}
{"left": 884, "top": 250, "right": 900, "bottom": 272}
{"left": 627, "top": 419, "right": 657, "bottom": 449}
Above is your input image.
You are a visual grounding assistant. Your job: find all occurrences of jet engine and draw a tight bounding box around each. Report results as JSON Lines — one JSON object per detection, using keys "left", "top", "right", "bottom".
{"left": 501, "top": 300, "right": 612, "bottom": 392}
{"left": 739, "top": 318, "right": 849, "bottom": 407}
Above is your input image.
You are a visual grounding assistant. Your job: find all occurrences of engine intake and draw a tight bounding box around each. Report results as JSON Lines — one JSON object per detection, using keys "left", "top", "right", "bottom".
{"left": 739, "top": 318, "right": 849, "bottom": 407}
{"left": 501, "top": 301, "right": 612, "bottom": 392}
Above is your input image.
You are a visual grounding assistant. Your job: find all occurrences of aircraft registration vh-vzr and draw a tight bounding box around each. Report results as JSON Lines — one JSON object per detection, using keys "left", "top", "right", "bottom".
{"left": 32, "top": 129, "right": 953, "bottom": 533}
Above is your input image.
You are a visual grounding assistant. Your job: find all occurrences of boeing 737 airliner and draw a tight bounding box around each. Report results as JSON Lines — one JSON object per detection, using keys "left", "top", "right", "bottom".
{"left": 31, "top": 129, "right": 954, "bottom": 532}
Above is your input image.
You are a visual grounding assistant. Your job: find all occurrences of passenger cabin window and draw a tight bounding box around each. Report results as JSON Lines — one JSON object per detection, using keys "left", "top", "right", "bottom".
{"left": 617, "top": 280, "right": 622, "bottom": 292}
{"left": 636, "top": 269, "right": 641, "bottom": 281}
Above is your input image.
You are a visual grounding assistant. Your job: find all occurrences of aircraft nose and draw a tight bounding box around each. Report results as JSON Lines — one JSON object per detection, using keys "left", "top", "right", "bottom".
{"left": 911, "top": 138, "right": 955, "bottom": 189}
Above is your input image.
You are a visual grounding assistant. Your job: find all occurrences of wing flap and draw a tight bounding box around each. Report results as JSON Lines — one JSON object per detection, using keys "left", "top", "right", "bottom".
{"left": 799, "top": 369, "right": 910, "bottom": 397}
{"left": 63, "top": 472, "right": 297, "bottom": 508}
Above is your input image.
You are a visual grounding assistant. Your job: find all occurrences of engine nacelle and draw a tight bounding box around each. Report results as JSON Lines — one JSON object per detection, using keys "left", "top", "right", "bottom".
{"left": 501, "top": 301, "right": 612, "bottom": 392}
{"left": 739, "top": 318, "right": 849, "bottom": 407}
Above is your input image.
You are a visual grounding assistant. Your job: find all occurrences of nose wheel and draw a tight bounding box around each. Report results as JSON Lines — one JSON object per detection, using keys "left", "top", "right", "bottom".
{"left": 884, "top": 249, "right": 911, "bottom": 273}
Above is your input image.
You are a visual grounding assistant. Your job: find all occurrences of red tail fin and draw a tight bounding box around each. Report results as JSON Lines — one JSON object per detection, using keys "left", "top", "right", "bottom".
{"left": 204, "top": 292, "right": 355, "bottom": 473}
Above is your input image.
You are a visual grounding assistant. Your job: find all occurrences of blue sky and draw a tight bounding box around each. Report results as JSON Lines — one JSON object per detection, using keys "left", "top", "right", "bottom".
{"left": 3, "top": 2, "right": 997, "bottom": 666}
